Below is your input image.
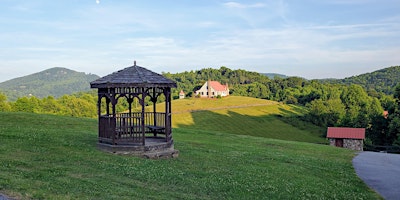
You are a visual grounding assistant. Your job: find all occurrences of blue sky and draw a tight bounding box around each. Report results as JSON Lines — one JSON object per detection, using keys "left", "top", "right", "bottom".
{"left": 1, "top": 0, "right": 399, "bottom": 82}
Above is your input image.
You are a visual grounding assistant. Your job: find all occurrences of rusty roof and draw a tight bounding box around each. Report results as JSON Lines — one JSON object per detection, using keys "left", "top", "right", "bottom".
{"left": 326, "top": 127, "right": 365, "bottom": 139}
{"left": 90, "top": 63, "right": 177, "bottom": 88}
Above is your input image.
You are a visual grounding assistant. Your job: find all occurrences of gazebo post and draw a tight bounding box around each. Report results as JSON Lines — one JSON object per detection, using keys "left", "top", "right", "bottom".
{"left": 153, "top": 88, "right": 157, "bottom": 128}
{"left": 111, "top": 88, "right": 117, "bottom": 145}
{"left": 164, "top": 87, "right": 172, "bottom": 142}
{"left": 141, "top": 87, "right": 146, "bottom": 145}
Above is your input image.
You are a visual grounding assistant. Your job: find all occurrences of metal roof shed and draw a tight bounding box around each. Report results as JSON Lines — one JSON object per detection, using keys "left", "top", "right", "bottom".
{"left": 327, "top": 127, "right": 365, "bottom": 151}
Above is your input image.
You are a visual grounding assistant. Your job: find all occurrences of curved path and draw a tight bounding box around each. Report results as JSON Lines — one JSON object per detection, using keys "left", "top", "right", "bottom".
{"left": 353, "top": 151, "right": 400, "bottom": 200}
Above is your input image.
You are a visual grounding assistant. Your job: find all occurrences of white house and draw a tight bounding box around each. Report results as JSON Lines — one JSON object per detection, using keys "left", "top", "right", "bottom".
{"left": 195, "top": 80, "right": 229, "bottom": 98}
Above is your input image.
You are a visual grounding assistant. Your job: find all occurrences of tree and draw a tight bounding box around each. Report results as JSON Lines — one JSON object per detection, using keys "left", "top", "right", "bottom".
{"left": 340, "top": 85, "right": 370, "bottom": 127}
{"left": 0, "top": 92, "right": 11, "bottom": 111}
{"left": 57, "top": 95, "right": 96, "bottom": 118}
{"left": 39, "top": 96, "right": 63, "bottom": 114}
{"left": 306, "top": 99, "right": 345, "bottom": 127}
{"left": 388, "top": 84, "right": 400, "bottom": 145}
{"left": 12, "top": 96, "right": 40, "bottom": 113}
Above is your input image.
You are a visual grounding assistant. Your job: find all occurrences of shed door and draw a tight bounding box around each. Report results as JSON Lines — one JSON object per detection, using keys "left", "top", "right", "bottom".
{"left": 335, "top": 139, "right": 343, "bottom": 147}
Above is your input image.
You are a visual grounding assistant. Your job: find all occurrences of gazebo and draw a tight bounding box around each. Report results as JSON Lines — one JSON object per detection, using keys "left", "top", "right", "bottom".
{"left": 90, "top": 62, "right": 178, "bottom": 158}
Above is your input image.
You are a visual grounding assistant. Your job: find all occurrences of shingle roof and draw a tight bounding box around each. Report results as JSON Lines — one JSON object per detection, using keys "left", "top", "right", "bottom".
{"left": 90, "top": 64, "right": 177, "bottom": 88}
{"left": 326, "top": 127, "right": 365, "bottom": 139}
{"left": 210, "top": 81, "right": 228, "bottom": 91}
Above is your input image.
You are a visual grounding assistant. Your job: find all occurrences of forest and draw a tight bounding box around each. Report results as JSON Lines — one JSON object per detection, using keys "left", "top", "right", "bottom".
{"left": 1, "top": 66, "right": 400, "bottom": 147}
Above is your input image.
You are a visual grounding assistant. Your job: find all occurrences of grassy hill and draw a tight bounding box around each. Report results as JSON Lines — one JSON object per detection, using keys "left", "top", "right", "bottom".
{"left": 157, "top": 96, "right": 326, "bottom": 143}
{"left": 0, "top": 112, "right": 379, "bottom": 199}
{"left": 0, "top": 67, "right": 99, "bottom": 101}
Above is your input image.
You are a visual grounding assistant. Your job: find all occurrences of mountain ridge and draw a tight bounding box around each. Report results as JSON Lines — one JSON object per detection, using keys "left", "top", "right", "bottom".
{"left": 0, "top": 67, "right": 99, "bottom": 100}
{"left": 319, "top": 65, "right": 400, "bottom": 94}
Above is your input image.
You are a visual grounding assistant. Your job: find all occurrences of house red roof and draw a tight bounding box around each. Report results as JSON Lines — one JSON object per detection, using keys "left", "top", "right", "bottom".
{"left": 326, "top": 127, "right": 365, "bottom": 139}
{"left": 210, "top": 81, "right": 228, "bottom": 91}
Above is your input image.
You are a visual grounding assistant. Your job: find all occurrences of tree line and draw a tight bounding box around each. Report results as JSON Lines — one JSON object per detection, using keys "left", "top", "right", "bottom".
{"left": 0, "top": 91, "right": 98, "bottom": 118}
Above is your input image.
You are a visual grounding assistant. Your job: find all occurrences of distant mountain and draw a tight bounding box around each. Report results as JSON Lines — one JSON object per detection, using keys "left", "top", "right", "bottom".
{"left": 320, "top": 66, "right": 400, "bottom": 95}
{"left": 0, "top": 67, "right": 100, "bottom": 101}
{"left": 261, "top": 73, "right": 288, "bottom": 79}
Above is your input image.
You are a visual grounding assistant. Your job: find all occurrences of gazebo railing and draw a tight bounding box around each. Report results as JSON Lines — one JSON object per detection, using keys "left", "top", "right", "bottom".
{"left": 98, "top": 112, "right": 167, "bottom": 145}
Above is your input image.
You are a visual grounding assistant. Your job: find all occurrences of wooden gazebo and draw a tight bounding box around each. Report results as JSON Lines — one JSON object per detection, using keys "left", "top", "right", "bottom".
{"left": 90, "top": 62, "right": 178, "bottom": 158}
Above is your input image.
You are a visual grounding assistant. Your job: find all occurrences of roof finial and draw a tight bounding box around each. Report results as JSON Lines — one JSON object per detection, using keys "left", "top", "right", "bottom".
{"left": 134, "top": 60, "right": 136, "bottom": 66}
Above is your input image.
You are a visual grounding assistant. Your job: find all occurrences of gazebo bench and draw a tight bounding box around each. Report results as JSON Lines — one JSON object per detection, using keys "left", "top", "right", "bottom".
{"left": 146, "top": 125, "right": 165, "bottom": 137}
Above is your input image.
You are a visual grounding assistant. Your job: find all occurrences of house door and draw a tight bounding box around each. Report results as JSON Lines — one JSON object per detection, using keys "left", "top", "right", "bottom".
{"left": 335, "top": 139, "right": 343, "bottom": 147}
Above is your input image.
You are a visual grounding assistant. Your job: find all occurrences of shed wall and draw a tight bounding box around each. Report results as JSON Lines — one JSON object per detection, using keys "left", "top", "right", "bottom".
{"left": 329, "top": 138, "right": 363, "bottom": 151}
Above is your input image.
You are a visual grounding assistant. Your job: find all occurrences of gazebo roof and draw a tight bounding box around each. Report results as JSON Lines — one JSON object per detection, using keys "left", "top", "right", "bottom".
{"left": 90, "top": 62, "right": 177, "bottom": 88}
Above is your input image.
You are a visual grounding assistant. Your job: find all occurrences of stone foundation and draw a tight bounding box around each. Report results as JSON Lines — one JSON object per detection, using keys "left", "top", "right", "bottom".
{"left": 98, "top": 138, "right": 179, "bottom": 159}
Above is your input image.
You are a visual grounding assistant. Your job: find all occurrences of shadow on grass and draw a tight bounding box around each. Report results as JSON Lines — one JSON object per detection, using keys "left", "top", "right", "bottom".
{"left": 175, "top": 108, "right": 327, "bottom": 144}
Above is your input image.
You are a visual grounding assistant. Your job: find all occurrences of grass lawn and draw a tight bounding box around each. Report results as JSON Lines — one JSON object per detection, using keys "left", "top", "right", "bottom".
{"left": 170, "top": 97, "right": 327, "bottom": 144}
{"left": 0, "top": 112, "right": 380, "bottom": 199}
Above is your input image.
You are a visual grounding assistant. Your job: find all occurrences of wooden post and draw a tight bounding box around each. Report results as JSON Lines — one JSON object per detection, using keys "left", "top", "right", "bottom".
{"left": 164, "top": 87, "right": 171, "bottom": 142}
{"left": 109, "top": 88, "right": 117, "bottom": 145}
{"left": 153, "top": 87, "right": 157, "bottom": 127}
{"left": 141, "top": 87, "right": 146, "bottom": 145}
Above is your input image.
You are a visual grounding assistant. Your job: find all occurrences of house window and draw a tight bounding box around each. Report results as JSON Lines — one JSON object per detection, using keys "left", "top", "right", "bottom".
{"left": 201, "top": 92, "right": 204, "bottom": 95}
{"left": 212, "top": 92, "right": 215, "bottom": 95}
{"left": 206, "top": 92, "right": 208, "bottom": 95}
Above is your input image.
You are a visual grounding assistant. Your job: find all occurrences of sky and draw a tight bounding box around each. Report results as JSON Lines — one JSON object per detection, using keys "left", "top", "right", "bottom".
{"left": 0, "top": 0, "right": 399, "bottom": 82}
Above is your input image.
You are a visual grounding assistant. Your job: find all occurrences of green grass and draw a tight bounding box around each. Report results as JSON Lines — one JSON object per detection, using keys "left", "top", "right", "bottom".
{"left": 168, "top": 97, "right": 326, "bottom": 143}
{"left": 0, "top": 112, "right": 380, "bottom": 199}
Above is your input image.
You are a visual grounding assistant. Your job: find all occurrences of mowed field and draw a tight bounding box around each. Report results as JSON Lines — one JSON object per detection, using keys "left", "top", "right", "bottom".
{"left": 0, "top": 97, "right": 381, "bottom": 199}
{"left": 161, "top": 96, "right": 326, "bottom": 143}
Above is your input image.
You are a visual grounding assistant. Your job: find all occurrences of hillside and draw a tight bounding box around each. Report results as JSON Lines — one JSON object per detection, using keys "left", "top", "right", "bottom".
{"left": 155, "top": 96, "right": 327, "bottom": 143}
{"left": 0, "top": 112, "right": 379, "bottom": 199}
{"left": 0, "top": 67, "right": 99, "bottom": 101}
{"left": 320, "top": 65, "right": 400, "bottom": 94}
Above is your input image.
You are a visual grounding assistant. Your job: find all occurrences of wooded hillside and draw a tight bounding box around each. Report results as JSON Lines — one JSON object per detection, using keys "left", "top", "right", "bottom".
{"left": 321, "top": 65, "right": 400, "bottom": 95}
{"left": 0, "top": 67, "right": 99, "bottom": 100}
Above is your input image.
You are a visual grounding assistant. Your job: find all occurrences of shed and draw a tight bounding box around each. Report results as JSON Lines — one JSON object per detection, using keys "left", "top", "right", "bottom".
{"left": 179, "top": 90, "right": 185, "bottom": 99}
{"left": 90, "top": 61, "right": 178, "bottom": 158}
{"left": 327, "top": 127, "right": 365, "bottom": 151}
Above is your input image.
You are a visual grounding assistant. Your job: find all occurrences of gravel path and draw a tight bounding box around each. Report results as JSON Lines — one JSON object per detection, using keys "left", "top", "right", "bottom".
{"left": 353, "top": 151, "right": 400, "bottom": 200}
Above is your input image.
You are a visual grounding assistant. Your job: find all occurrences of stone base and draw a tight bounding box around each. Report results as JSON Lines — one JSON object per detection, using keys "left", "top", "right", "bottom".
{"left": 97, "top": 138, "right": 179, "bottom": 159}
